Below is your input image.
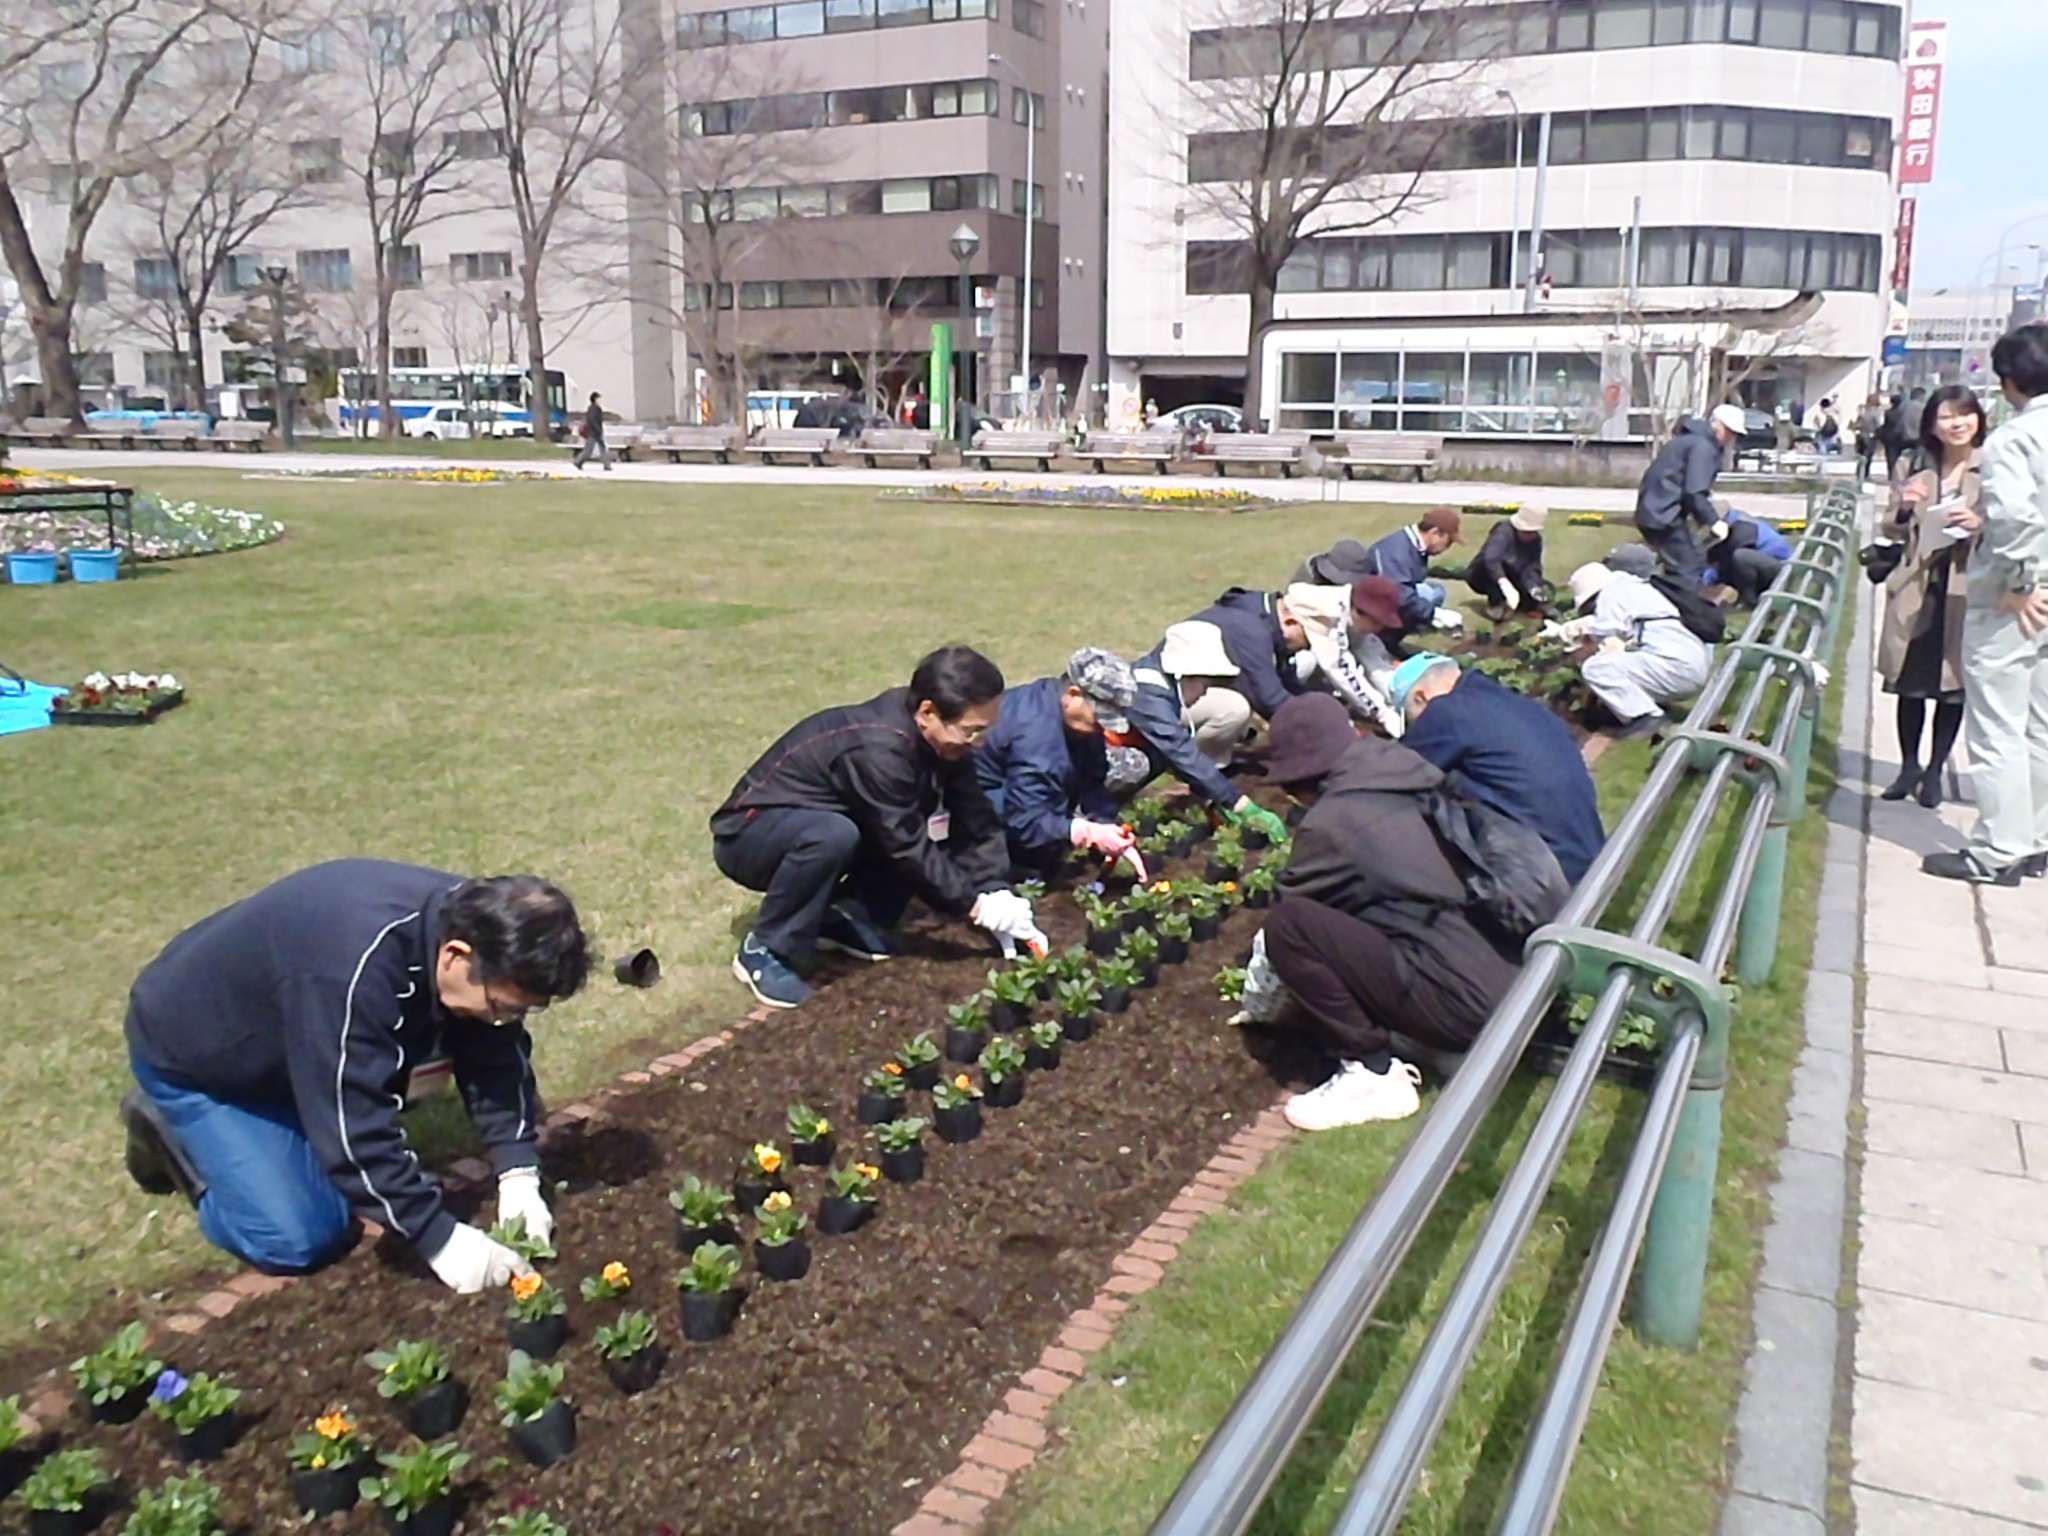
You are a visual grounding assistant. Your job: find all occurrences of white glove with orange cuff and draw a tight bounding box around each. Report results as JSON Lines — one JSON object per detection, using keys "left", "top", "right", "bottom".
{"left": 424, "top": 1221, "right": 533, "bottom": 1294}
{"left": 496, "top": 1167, "right": 554, "bottom": 1247}
{"left": 971, "top": 890, "right": 1049, "bottom": 959}
{"left": 1071, "top": 818, "right": 1148, "bottom": 882}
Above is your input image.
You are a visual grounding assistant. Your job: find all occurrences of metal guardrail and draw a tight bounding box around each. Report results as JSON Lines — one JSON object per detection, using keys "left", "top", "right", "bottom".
{"left": 1147, "top": 485, "right": 1860, "bottom": 1536}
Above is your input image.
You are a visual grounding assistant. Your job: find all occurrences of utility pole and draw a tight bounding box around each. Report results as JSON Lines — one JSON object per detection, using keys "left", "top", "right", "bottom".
{"left": 991, "top": 52, "right": 1035, "bottom": 420}
{"left": 1523, "top": 111, "right": 1552, "bottom": 315}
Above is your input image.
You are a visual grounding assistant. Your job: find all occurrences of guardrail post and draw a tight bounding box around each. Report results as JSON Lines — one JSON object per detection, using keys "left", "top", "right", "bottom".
{"left": 1634, "top": 1006, "right": 1726, "bottom": 1349}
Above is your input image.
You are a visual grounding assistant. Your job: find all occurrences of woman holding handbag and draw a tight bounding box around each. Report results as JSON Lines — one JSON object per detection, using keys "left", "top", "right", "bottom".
{"left": 1878, "top": 385, "right": 1988, "bottom": 806}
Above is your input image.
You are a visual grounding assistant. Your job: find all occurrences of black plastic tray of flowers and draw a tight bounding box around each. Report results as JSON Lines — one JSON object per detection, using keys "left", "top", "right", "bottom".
{"left": 1521, "top": 1004, "right": 1658, "bottom": 1091}
{"left": 50, "top": 690, "right": 185, "bottom": 726}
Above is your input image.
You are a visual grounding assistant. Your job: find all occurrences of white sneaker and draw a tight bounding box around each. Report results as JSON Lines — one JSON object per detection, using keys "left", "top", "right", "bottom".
{"left": 1283, "top": 1059, "right": 1423, "bottom": 1131}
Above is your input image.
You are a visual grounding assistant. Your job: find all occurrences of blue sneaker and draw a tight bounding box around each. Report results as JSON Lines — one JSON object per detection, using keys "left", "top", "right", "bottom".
{"left": 816, "top": 905, "right": 898, "bottom": 963}
{"left": 731, "top": 933, "right": 811, "bottom": 1009}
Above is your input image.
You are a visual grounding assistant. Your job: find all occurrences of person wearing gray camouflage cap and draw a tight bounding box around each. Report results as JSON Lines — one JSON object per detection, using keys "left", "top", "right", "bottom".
{"left": 974, "top": 646, "right": 1150, "bottom": 880}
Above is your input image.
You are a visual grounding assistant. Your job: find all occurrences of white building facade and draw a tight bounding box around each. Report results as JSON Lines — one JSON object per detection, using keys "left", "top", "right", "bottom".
{"left": 1105, "top": 0, "right": 1907, "bottom": 441}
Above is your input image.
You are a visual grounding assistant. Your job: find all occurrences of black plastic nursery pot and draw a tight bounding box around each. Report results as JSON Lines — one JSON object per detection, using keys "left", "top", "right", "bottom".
{"left": 1098, "top": 985, "right": 1132, "bottom": 1015}
{"left": 292, "top": 1461, "right": 365, "bottom": 1517}
{"left": 1060, "top": 1011, "right": 1096, "bottom": 1043}
{"left": 879, "top": 1145, "right": 926, "bottom": 1184}
{"left": 754, "top": 1237, "right": 812, "bottom": 1282}
{"left": 988, "top": 999, "right": 1031, "bottom": 1033}
{"left": 1085, "top": 926, "right": 1122, "bottom": 956}
{"left": 384, "top": 1500, "right": 459, "bottom": 1536}
{"left": 732, "top": 1176, "right": 780, "bottom": 1214}
{"left": 856, "top": 1090, "right": 904, "bottom": 1126}
{"left": 175, "top": 1409, "right": 239, "bottom": 1462}
{"left": 984, "top": 1075, "right": 1026, "bottom": 1109}
{"left": 934, "top": 1104, "right": 983, "bottom": 1144}
{"left": 612, "top": 948, "right": 662, "bottom": 988}
{"left": 397, "top": 1378, "right": 468, "bottom": 1441}
{"left": 84, "top": 1386, "right": 147, "bottom": 1426}
{"left": 28, "top": 1502, "right": 110, "bottom": 1536}
{"left": 510, "top": 1399, "right": 578, "bottom": 1469}
{"left": 603, "top": 1347, "right": 665, "bottom": 1396}
{"left": 1190, "top": 913, "right": 1223, "bottom": 943}
{"left": 1159, "top": 936, "right": 1190, "bottom": 966}
{"left": 816, "top": 1194, "right": 876, "bottom": 1236}
{"left": 0, "top": 1437, "right": 52, "bottom": 1501}
{"left": 1137, "top": 960, "right": 1162, "bottom": 989}
{"left": 792, "top": 1134, "right": 834, "bottom": 1167}
{"left": 1243, "top": 885, "right": 1273, "bottom": 910}
{"left": 675, "top": 1218, "right": 740, "bottom": 1255}
{"left": 1025, "top": 1038, "right": 1062, "bottom": 1071}
{"left": 1240, "top": 826, "right": 1271, "bottom": 851}
{"left": 900, "top": 1059, "right": 940, "bottom": 1091}
{"left": 944, "top": 1026, "right": 987, "bottom": 1064}
{"left": 1118, "top": 908, "right": 1149, "bottom": 935}
{"left": 506, "top": 1312, "right": 569, "bottom": 1360}
{"left": 678, "top": 1289, "right": 742, "bottom": 1343}
{"left": 1203, "top": 859, "right": 1238, "bottom": 884}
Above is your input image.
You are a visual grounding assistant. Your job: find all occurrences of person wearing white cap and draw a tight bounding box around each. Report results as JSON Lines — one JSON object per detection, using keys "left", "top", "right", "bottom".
{"left": 1121, "top": 620, "right": 1292, "bottom": 844}
{"left": 1633, "top": 404, "right": 1747, "bottom": 586}
{"left": 1463, "top": 505, "right": 1550, "bottom": 619}
{"left": 1547, "top": 562, "right": 1712, "bottom": 739}
{"left": 1280, "top": 581, "right": 1405, "bottom": 737}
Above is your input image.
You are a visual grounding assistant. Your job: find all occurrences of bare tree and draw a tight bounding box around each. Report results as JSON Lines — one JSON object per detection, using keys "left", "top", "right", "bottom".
{"left": 862, "top": 269, "right": 943, "bottom": 420}
{"left": 432, "top": 285, "right": 502, "bottom": 430}
{"left": 0, "top": 0, "right": 289, "bottom": 420}
{"left": 1176, "top": 0, "right": 1494, "bottom": 425}
{"left": 333, "top": 3, "right": 476, "bottom": 436}
{"left": 474, "top": 0, "right": 638, "bottom": 437}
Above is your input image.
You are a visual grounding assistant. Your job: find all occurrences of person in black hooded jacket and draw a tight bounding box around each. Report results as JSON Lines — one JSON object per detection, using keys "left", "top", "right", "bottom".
{"left": 1257, "top": 694, "right": 1523, "bottom": 1131}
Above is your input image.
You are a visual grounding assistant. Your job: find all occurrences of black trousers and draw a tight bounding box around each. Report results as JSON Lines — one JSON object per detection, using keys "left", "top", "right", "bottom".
{"left": 713, "top": 808, "right": 912, "bottom": 960}
{"left": 1262, "top": 897, "right": 1491, "bottom": 1073}
{"left": 1467, "top": 566, "right": 1546, "bottom": 612}
{"left": 1719, "top": 547, "right": 1783, "bottom": 607}
{"left": 1638, "top": 520, "right": 1707, "bottom": 585}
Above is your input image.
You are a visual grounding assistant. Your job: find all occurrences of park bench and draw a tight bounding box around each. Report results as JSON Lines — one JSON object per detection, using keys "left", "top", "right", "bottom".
{"left": 1321, "top": 430, "right": 1443, "bottom": 482}
{"left": 79, "top": 421, "right": 140, "bottom": 449}
{"left": 1074, "top": 430, "right": 1180, "bottom": 473}
{"left": 742, "top": 427, "right": 841, "bottom": 467}
{"left": 11, "top": 416, "right": 77, "bottom": 448}
{"left": 207, "top": 421, "right": 274, "bottom": 452}
{"left": 1201, "top": 432, "right": 1306, "bottom": 477}
{"left": 604, "top": 423, "right": 646, "bottom": 459}
{"left": 856, "top": 427, "right": 939, "bottom": 470}
{"left": 967, "top": 429, "right": 1066, "bottom": 473}
{"left": 145, "top": 419, "right": 207, "bottom": 450}
{"left": 638, "top": 425, "right": 745, "bottom": 464}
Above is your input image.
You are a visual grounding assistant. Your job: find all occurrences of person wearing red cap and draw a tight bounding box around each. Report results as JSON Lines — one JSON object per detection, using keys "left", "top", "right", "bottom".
{"left": 1363, "top": 508, "right": 1466, "bottom": 634}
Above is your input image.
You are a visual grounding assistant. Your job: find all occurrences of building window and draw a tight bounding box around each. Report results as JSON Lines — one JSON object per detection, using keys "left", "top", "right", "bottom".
{"left": 375, "top": 133, "right": 415, "bottom": 179}
{"left": 134, "top": 257, "right": 179, "bottom": 298}
{"left": 451, "top": 250, "right": 514, "bottom": 281}
{"left": 279, "top": 28, "right": 337, "bottom": 73}
{"left": 436, "top": 4, "right": 498, "bottom": 39}
{"left": 292, "top": 137, "right": 344, "bottom": 184}
{"left": 1012, "top": 87, "right": 1045, "bottom": 128}
{"left": 77, "top": 263, "right": 107, "bottom": 304}
{"left": 393, "top": 346, "right": 429, "bottom": 368}
{"left": 298, "top": 248, "right": 354, "bottom": 292}
{"left": 1012, "top": 0, "right": 1045, "bottom": 35}
{"left": 1011, "top": 180, "right": 1044, "bottom": 218}
{"left": 143, "top": 351, "right": 184, "bottom": 390}
{"left": 880, "top": 0, "right": 932, "bottom": 25}
{"left": 825, "top": 0, "right": 873, "bottom": 30}
{"left": 444, "top": 128, "right": 506, "bottom": 159}
{"left": 73, "top": 353, "right": 116, "bottom": 388}
{"left": 389, "top": 244, "right": 423, "bottom": 287}
{"left": 368, "top": 13, "right": 407, "bottom": 63}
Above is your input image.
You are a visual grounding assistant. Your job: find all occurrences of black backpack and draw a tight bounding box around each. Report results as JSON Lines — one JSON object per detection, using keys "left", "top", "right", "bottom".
{"left": 1647, "top": 573, "right": 1727, "bottom": 644}
{"left": 1417, "top": 781, "right": 1571, "bottom": 942}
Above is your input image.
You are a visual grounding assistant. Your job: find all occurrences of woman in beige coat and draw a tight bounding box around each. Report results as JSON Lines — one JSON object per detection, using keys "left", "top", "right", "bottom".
{"left": 1879, "top": 385, "right": 1987, "bottom": 807}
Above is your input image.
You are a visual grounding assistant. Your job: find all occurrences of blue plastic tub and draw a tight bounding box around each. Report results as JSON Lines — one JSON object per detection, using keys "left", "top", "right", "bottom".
{"left": 66, "top": 548, "right": 121, "bottom": 582}
{"left": 4, "top": 552, "right": 58, "bottom": 585}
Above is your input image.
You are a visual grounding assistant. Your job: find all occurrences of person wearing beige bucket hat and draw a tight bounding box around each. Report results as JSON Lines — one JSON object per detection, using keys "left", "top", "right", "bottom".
{"left": 1463, "top": 504, "right": 1550, "bottom": 619}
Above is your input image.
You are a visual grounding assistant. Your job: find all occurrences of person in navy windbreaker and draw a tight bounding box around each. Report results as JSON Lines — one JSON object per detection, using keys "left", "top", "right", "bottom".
{"left": 1364, "top": 506, "right": 1465, "bottom": 631}
{"left": 121, "top": 861, "right": 591, "bottom": 1289}
{"left": 975, "top": 647, "right": 1148, "bottom": 878}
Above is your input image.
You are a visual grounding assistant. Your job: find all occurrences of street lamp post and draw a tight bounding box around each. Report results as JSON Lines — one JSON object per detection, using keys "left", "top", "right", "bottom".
{"left": 989, "top": 52, "right": 1034, "bottom": 420}
{"left": 261, "top": 262, "right": 296, "bottom": 449}
{"left": 950, "top": 222, "right": 981, "bottom": 450}
{"left": 1495, "top": 87, "right": 1521, "bottom": 297}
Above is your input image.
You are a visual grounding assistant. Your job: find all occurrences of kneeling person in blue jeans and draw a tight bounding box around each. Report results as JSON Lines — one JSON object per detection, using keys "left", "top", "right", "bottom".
{"left": 122, "top": 861, "right": 591, "bottom": 1291}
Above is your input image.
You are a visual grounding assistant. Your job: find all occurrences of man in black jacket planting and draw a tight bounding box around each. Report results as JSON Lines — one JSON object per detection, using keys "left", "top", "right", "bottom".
{"left": 1259, "top": 694, "right": 1529, "bottom": 1130}
{"left": 120, "top": 862, "right": 591, "bottom": 1288}
{"left": 712, "top": 645, "right": 1047, "bottom": 1009}
{"left": 1633, "top": 404, "right": 1745, "bottom": 583}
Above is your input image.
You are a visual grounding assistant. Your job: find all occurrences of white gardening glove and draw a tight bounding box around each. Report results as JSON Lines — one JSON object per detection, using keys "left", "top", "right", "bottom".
{"left": 423, "top": 1221, "right": 533, "bottom": 1295}
{"left": 1708, "top": 519, "right": 1730, "bottom": 544}
{"left": 971, "top": 890, "right": 1048, "bottom": 959}
{"left": 1293, "top": 650, "right": 1318, "bottom": 683}
{"left": 1812, "top": 661, "right": 1830, "bottom": 690}
{"left": 1228, "top": 930, "right": 1292, "bottom": 1026}
{"left": 1556, "top": 616, "right": 1595, "bottom": 644}
{"left": 1430, "top": 607, "right": 1464, "bottom": 632}
{"left": 496, "top": 1167, "right": 553, "bottom": 1247}
{"left": 1598, "top": 636, "right": 1628, "bottom": 656}
{"left": 1374, "top": 701, "right": 1405, "bottom": 739}
{"left": 1499, "top": 579, "right": 1520, "bottom": 612}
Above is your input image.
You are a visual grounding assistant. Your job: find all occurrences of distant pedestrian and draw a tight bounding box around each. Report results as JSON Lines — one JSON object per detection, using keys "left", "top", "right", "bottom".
{"left": 1924, "top": 326, "right": 2048, "bottom": 884}
{"left": 573, "top": 391, "right": 612, "bottom": 471}
{"left": 1880, "top": 389, "right": 1927, "bottom": 482}
{"left": 1855, "top": 393, "right": 1885, "bottom": 482}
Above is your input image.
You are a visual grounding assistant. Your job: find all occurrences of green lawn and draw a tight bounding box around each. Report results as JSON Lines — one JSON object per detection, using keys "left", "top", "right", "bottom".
{"left": 0, "top": 470, "right": 1631, "bottom": 1354}
{"left": 998, "top": 672, "right": 1840, "bottom": 1533}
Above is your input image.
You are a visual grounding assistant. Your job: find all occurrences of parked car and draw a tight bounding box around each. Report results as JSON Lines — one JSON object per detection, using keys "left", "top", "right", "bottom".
{"left": 401, "top": 403, "right": 532, "bottom": 440}
{"left": 1160, "top": 403, "right": 1245, "bottom": 436}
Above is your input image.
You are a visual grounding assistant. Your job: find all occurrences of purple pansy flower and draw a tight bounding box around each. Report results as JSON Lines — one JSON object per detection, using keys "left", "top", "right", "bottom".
{"left": 150, "top": 1368, "right": 189, "bottom": 1404}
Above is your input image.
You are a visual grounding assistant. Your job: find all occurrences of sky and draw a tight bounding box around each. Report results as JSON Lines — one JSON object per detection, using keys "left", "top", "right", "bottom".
{"left": 1910, "top": 0, "right": 2048, "bottom": 294}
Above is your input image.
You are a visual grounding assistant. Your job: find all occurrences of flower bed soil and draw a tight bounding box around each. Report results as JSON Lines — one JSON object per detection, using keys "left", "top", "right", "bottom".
{"left": 15, "top": 855, "right": 1313, "bottom": 1535}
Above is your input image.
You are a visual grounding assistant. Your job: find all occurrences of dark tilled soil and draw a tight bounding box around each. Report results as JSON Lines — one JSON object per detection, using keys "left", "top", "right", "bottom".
{"left": 20, "top": 858, "right": 1313, "bottom": 1536}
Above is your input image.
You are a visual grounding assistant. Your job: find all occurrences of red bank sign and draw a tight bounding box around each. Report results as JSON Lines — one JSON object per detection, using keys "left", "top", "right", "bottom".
{"left": 1893, "top": 197, "right": 1918, "bottom": 294}
{"left": 1899, "top": 19, "right": 1947, "bottom": 185}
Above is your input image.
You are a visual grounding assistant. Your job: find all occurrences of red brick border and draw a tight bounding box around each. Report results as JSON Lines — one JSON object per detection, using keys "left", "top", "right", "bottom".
{"left": 888, "top": 1100, "right": 1296, "bottom": 1535}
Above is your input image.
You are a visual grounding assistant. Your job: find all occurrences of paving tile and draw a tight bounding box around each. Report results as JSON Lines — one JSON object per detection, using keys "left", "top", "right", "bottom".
{"left": 1718, "top": 1494, "right": 1824, "bottom": 1536}
{"left": 1991, "top": 965, "right": 2048, "bottom": 996}
{"left": 1863, "top": 1054, "right": 2048, "bottom": 1126}
{"left": 2004, "top": 1034, "right": 2048, "bottom": 1079}
{"left": 1852, "top": 1377, "right": 2048, "bottom": 1525}
{"left": 1858, "top": 1215, "right": 2048, "bottom": 1322}
{"left": 2018, "top": 1123, "right": 2048, "bottom": 1182}
{"left": 1730, "top": 1287, "right": 1840, "bottom": 1510}
{"left": 1863, "top": 1009, "right": 2005, "bottom": 1070}
{"left": 1864, "top": 942, "right": 1987, "bottom": 988}
{"left": 1854, "top": 1485, "right": 2048, "bottom": 1536}
{"left": 1855, "top": 1289, "right": 2048, "bottom": 1415}
{"left": 1862, "top": 1096, "right": 2026, "bottom": 1176}
{"left": 1802, "top": 969, "right": 1856, "bottom": 1054}
{"left": 1864, "top": 978, "right": 2048, "bottom": 1033}
{"left": 1757, "top": 1150, "right": 1845, "bottom": 1300}
{"left": 1860, "top": 1153, "right": 2048, "bottom": 1242}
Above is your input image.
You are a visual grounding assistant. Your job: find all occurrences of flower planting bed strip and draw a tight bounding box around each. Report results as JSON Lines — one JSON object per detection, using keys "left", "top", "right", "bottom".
{"left": 8, "top": 880, "right": 1308, "bottom": 1534}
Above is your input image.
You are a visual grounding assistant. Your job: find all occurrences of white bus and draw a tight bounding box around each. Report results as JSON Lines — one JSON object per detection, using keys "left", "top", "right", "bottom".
{"left": 331, "top": 366, "right": 569, "bottom": 437}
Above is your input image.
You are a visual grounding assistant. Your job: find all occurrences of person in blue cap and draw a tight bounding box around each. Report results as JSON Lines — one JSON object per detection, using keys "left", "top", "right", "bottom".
{"left": 976, "top": 646, "right": 1148, "bottom": 880}
{"left": 1388, "top": 654, "right": 1606, "bottom": 884}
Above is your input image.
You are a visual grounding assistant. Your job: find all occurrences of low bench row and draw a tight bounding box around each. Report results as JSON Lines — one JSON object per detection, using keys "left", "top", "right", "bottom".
{"left": 2, "top": 417, "right": 274, "bottom": 452}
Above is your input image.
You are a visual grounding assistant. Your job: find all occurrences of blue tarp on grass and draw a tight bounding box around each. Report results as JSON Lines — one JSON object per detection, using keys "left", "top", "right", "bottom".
{"left": 0, "top": 679, "right": 64, "bottom": 736}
